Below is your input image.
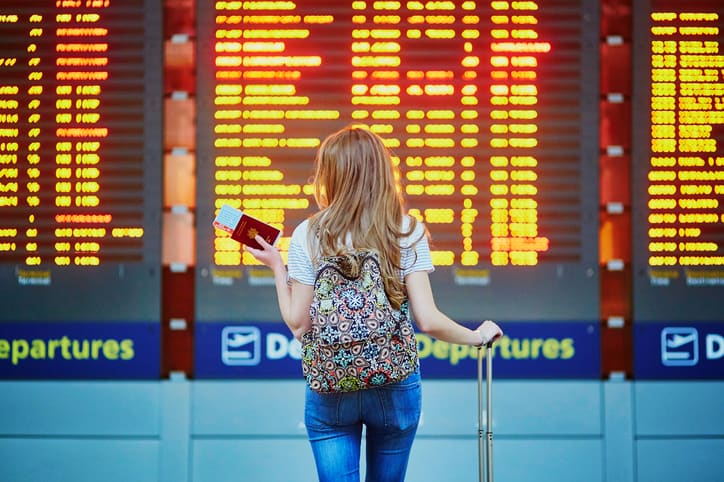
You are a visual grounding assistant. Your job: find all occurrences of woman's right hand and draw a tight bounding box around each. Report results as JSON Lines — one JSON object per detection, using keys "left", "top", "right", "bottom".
{"left": 475, "top": 320, "right": 503, "bottom": 346}
{"left": 244, "top": 235, "right": 285, "bottom": 272}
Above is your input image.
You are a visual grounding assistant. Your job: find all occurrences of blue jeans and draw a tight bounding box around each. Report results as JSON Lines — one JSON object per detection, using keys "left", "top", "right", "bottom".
{"left": 304, "top": 371, "right": 422, "bottom": 482}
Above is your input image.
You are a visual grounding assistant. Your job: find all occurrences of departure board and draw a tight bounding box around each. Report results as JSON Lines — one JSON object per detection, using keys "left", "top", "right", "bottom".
{"left": 0, "top": 1, "right": 162, "bottom": 322}
{"left": 196, "top": 0, "right": 600, "bottom": 323}
{"left": 632, "top": 0, "right": 724, "bottom": 321}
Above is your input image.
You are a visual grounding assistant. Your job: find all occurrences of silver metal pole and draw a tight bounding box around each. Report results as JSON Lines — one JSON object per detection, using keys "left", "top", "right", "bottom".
{"left": 486, "top": 343, "right": 494, "bottom": 482}
{"left": 477, "top": 346, "right": 484, "bottom": 482}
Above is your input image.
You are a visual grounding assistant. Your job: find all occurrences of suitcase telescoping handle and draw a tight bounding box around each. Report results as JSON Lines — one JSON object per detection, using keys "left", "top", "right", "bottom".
{"left": 477, "top": 342, "right": 494, "bottom": 482}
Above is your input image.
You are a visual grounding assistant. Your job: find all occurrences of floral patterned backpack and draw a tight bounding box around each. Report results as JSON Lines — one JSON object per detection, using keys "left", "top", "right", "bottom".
{"left": 300, "top": 251, "right": 419, "bottom": 393}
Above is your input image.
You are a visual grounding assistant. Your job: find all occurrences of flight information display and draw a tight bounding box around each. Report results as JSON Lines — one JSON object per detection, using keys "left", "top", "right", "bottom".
{"left": 196, "top": 0, "right": 600, "bottom": 323}
{"left": 632, "top": 0, "right": 724, "bottom": 321}
{"left": 0, "top": 1, "right": 162, "bottom": 322}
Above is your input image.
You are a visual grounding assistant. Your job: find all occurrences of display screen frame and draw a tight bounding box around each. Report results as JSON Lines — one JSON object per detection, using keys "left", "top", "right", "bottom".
{"left": 195, "top": 0, "right": 601, "bottom": 325}
{"left": 631, "top": 0, "right": 724, "bottom": 323}
{"left": 0, "top": 0, "right": 163, "bottom": 323}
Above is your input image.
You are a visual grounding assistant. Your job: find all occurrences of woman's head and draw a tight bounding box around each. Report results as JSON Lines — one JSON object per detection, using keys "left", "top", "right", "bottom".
{"left": 308, "top": 125, "right": 419, "bottom": 308}
{"left": 312, "top": 125, "right": 400, "bottom": 214}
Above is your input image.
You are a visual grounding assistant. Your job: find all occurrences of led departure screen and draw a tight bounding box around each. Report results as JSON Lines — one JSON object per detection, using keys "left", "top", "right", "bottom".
{"left": 0, "top": 1, "right": 162, "bottom": 322}
{"left": 196, "top": 0, "right": 600, "bottom": 323}
{"left": 632, "top": 0, "right": 724, "bottom": 321}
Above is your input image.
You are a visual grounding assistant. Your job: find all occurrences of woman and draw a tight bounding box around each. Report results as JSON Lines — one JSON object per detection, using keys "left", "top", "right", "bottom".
{"left": 246, "top": 126, "right": 503, "bottom": 482}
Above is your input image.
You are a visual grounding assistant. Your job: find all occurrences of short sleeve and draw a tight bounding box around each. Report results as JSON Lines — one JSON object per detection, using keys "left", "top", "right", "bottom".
{"left": 401, "top": 217, "right": 434, "bottom": 277}
{"left": 287, "top": 220, "right": 315, "bottom": 285}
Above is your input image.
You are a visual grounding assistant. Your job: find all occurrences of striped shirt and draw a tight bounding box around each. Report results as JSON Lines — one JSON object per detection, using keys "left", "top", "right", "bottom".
{"left": 287, "top": 215, "right": 434, "bottom": 285}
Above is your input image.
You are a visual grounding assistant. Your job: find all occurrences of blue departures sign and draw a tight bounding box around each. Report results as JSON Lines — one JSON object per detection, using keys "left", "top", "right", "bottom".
{"left": 0, "top": 322, "right": 160, "bottom": 379}
{"left": 635, "top": 322, "right": 724, "bottom": 379}
{"left": 195, "top": 321, "right": 600, "bottom": 379}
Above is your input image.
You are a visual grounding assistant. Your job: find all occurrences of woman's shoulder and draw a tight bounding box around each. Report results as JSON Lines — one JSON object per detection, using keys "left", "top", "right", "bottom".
{"left": 401, "top": 215, "right": 426, "bottom": 247}
{"left": 402, "top": 214, "right": 421, "bottom": 229}
{"left": 290, "top": 218, "right": 310, "bottom": 241}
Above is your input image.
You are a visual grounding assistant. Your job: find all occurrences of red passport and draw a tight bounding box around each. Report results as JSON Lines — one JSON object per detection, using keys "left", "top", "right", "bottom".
{"left": 213, "top": 204, "right": 281, "bottom": 250}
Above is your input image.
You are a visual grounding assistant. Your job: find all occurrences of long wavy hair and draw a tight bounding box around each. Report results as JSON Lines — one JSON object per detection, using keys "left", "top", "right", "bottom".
{"left": 307, "top": 126, "right": 419, "bottom": 309}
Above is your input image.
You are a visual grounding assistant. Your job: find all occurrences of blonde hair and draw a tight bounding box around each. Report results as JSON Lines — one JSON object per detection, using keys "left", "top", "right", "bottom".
{"left": 308, "top": 126, "right": 420, "bottom": 309}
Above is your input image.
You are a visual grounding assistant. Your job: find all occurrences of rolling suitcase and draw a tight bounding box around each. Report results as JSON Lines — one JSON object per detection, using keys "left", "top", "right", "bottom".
{"left": 477, "top": 343, "right": 494, "bottom": 482}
